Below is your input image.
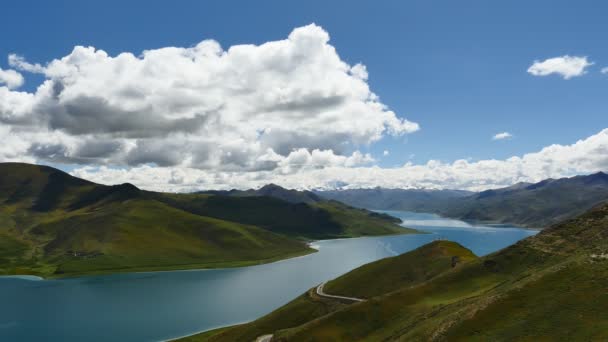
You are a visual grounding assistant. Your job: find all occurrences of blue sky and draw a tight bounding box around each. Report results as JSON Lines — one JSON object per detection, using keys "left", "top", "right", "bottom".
{"left": 1, "top": 1, "right": 606, "bottom": 190}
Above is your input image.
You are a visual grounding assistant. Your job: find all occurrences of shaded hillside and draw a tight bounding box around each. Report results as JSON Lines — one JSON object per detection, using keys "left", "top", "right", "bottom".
{"left": 317, "top": 172, "right": 608, "bottom": 228}
{"left": 190, "top": 184, "right": 411, "bottom": 239}
{"left": 201, "top": 183, "right": 321, "bottom": 204}
{"left": 316, "top": 188, "right": 471, "bottom": 212}
{"left": 0, "top": 163, "right": 313, "bottom": 277}
{"left": 440, "top": 172, "right": 608, "bottom": 227}
{"left": 157, "top": 194, "right": 410, "bottom": 240}
{"left": 197, "top": 202, "right": 608, "bottom": 341}
{"left": 0, "top": 163, "right": 415, "bottom": 278}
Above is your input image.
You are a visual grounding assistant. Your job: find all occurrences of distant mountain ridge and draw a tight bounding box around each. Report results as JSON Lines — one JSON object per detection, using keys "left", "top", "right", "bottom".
{"left": 316, "top": 188, "right": 472, "bottom": 212}
{"left": 316, "top": 172, "right": 608, "bottom": 228}
{"left": 440, "top": 171, "right": 608, "bottom": 227}
{"left": 199, "top": 183, "right": 322, "bottom": 204}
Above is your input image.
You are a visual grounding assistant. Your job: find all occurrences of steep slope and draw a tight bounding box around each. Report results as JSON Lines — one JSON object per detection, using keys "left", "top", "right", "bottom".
{"left": 0, "top": 163, "right": 95, "bottom": 211}
{"left": 191, "top": 184, "right": 413, "bottom": 239}
{"left": 180, "top": 241, "right": 476, "bottom": 342}
{"left": 254, "top": 184, "right": 322, "bottom": 204}
{"left": 273, "top": 203, "right": 608, "bottom": 341}
{"left": 158, "top": 194, "right": 411, "bottom": 239}
{"left": 188, "top": 203, "right": 608, "bottom": 341}
{"left": 0, "top": 163, "right": 415, "bottom": 278}
{"left": 317, "top": 172, "right": 608, "bottom": 228}
{"left": 199, "top": 184, "right": 322, "bottom": 204}
{"left": 202, "top": 184, "right": 321, "bottom": 204}
{"left": 323, "top": 240, "right": 477, "bottom": 299}
{"left": 23, "top": 199, "right": 311, "bottom": 276}
{"left": 316, "top": 188, "right": 472, "bottom": 212}
{"left": 440, "top": 171, "right": 608, "bottom": 227}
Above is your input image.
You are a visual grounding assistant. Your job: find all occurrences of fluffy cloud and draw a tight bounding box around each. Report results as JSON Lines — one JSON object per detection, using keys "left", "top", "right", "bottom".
{"left": 3, "top": 25, "right": 606, "bottom": 193}
{"left": 71, "top": 128, "right": 608, "bottom": 192}
{"left": 527, "top": 55, "right": 593, "bottom": 79}
{"left": 0, "top": 124, "right": 35, "bottom": 162}
{"left": 602, "top": 67, "right": 608, "bottom": 74}
{"left": 492, "top": 132, "right": 512, "bottom": 140}
{"left": 8, "top": 54, "right": 45, "bottom": 73}
{"left": 0, "top": 68, "right": 24, "bottom": 89}
{"left": 0, "top": 24, "right": 418, "bottom": 172}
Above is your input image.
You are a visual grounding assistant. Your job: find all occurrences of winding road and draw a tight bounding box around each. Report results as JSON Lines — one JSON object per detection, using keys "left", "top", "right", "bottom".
{"left": 255, "top": 334, "right": 273, "bottom": 342}
{"left": 253, "top": 283, "right": 365, "bottom": 341}
{"left": 315, "top": 282, "right": 365, "bottom": 302}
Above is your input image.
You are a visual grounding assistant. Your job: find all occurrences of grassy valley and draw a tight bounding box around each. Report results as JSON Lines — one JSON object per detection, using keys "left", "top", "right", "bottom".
{"left": 188, "top": 202, "right": 608, "bottom": 341}
{"left": 0, "top": 162, "right": 415, "bottom": 278}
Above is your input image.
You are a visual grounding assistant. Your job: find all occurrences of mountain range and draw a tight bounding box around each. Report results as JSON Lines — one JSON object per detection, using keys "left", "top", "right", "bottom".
{"left": 3, "top": 162, "right": 607, "bottom": 339}
{"left": 0, "top": 163, "right": 414, "bottom": 278}
{"left": 317, "top": 188, "right": 472, "bottom": 212}
{"left": 199, "top": 183, "right": 322, "bottom": 204}
{"left": 317, "top": 172, "right": 608, "bottom": 228}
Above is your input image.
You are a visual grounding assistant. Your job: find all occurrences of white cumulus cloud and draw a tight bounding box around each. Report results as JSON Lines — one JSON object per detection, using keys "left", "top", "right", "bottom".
{"left": 492, "top": 132, "right": 512, "bottom": 140}
{"left": 8, "top": 54, "right": 46, "bottom": 73}
{"left": 3, "top": 25, "right": 607, "bottom": 193}
{"left": 0, "top": 24, "right": 419, "bottom": 172}
{"left": 601, "top": 67, "right": 608, "bottom": 74}
{"left": 0, "top": 68, "right": 24, "bottom": 89}
{"left": 527, "top": 55, "right": 593, "bottom": 79}
{"left": 70, "top": 129, "right": 608, "bottom": 192}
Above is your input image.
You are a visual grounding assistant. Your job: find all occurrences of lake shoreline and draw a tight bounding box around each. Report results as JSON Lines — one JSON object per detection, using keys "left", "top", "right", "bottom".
{"left": 0, "top": 247, "right": 318, "bottom": 281}
{"left": 0, "top": 212, "right": 536, "bottom": 342}
{"left": 380, "top": 209, "right": 544, "bottom": 231}
{"left": 0, "top": 228, "right": 421, "bottom": 280}
{"left": 167, "top": 212, "right": 539, "bottom": 342}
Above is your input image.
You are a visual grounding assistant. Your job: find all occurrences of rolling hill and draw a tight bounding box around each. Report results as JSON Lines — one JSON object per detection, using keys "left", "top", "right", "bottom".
{"left": 0, "top": 163, "right": 415, "bottom": 278}
{"left": 188, "top": 202, "right": 608, "bottom": 341}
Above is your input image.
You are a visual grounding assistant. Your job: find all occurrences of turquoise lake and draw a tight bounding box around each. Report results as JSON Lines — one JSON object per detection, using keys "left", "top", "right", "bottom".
{"left": 0, "top": 211, "right": 537, "bottom": 341}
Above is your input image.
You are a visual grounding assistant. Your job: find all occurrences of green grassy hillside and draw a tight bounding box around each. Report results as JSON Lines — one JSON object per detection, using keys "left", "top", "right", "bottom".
{"left": 180, "top": 290, "right": 351, "bottom": 342}
{"left": 188, "top": 203, "right": 608, "bottom": 341}
{"left": 0, "top": 162, "right": 415, "bottom": 278}
{"left": 179, "top": 241, "right": 477, "bottom": 342}
{"left": 191, "top": 184, "right": 413, "bottom": 239}
{"left": 23, "top": 199, "right": 312, "bottom": 276}
{"left": 157, "top": 194, "right": 411, "bottom": 240}
{"left": 324, "top": 240, "right": 477, "bottom": 299}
